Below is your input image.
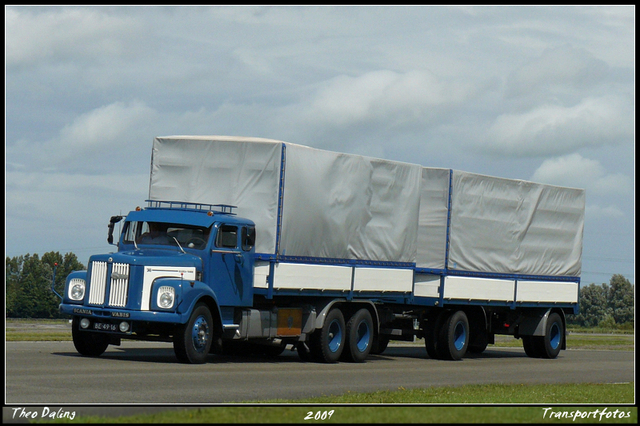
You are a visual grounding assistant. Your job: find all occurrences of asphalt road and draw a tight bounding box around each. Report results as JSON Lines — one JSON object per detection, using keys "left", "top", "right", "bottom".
{"left": 5, "top": 340, "right": 634, "bottom": 405}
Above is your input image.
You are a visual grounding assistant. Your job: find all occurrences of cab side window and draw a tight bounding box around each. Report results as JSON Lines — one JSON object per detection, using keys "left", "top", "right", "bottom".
{"left": 216, "top": 225, "right": 238, "bottom": 249}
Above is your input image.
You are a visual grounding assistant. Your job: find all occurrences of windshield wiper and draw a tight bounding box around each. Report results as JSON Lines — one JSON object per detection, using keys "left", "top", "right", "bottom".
{"left": 172, "top": 237, "right": 186, "bottom": 254}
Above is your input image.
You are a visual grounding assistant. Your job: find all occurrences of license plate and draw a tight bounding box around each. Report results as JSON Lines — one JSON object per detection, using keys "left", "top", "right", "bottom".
{"left": 93, "top": 322, "right": 118, "bottom": 332}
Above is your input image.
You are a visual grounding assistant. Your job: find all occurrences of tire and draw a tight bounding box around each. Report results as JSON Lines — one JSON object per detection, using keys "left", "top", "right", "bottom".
{"left": 539, "top": 313, "right": 564, "bottom": 359}
{"left": 437, "top": 310, "right": 469, "bottom": 360}
{"left": 522, "top": 313, "right": 564, "bottom": 359}
{"left": 370, "top": 335, "right": 389, "bottom": 355}
{"left": 424, "top": 311, "right": 444, "bottom": 359}
{"left": 314, "top": 308, "right": 346, "bottom": 363}
{"left": 260, "top": 342, "right": 287, "bottom": 357}
{"left": 522, "top": 335, "right": 541, "bottom": 358}
{"left": 467, "top": 330, "right": 489, "bottom": 354}
{"left": 72, "top": 317, "right": 109, "bottom": 357}
{"left": 342, "top": 309, "right": 374, "bottom": 363}
{"left": 173, "top": 303, "right": 213, "bottom": 364}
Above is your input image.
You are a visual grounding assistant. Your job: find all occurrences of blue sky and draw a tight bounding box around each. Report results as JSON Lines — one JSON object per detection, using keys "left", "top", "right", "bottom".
{"left": 5, "top": 5, "right": 635, "bottom": 285}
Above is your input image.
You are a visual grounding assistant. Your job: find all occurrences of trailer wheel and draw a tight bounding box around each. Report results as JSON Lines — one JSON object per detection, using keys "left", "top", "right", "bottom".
{"left": 437, "top": 310, "right": 469, "bottom": 360}
{"left": 524, "top": 313, "right": 563, "bottom": 359}
{"left": 424, "top": 311, "right": 444, "bottom": 359}
{"left": 173, "top": 303, "right": 213, "bottom": 364}
{"left": 541, "top": 313, "right": 564, "bottom": 359}
{"left": 522, "top": 336, "right": 539, "bottom": 357}
{"left": 371, "top": 335, "right": 390, "bottom": 355}
{"left": 342, "top": 309, "right": 374, "bottom": 363}
{"left": 314, "top": 308, "right": 346, "bottom": 363}
{"left": 72, "top": 317, "right": 109, "bottom": 357}
{"left": 468, "top": 331, "right": 489, "bottom": 354}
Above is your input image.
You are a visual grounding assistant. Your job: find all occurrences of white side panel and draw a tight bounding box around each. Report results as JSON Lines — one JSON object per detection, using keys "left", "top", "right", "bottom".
{"left": 413, "top": 273, "right": 441, "bottom": 298}
{"left": 516, "top": 280, "right": 579, "bottom": 303}
{"left": 353, "top": 268, "right": 413, "bottom": 293}
{"left": 253, "top": 261, "right": 270, "bottom": 289}
{"left": 443, "top": 276, "right": 515, "bottom": 302}
{"left": 273, "top": 263, "right": 352, "bottom": 291}
{"left": 142, "top": 266, "right": 196, "bottom": 311}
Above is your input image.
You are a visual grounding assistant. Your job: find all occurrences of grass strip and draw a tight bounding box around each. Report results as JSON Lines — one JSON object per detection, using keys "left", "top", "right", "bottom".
{"left": 35, "top": 383, "right": 635, "bottom": 423}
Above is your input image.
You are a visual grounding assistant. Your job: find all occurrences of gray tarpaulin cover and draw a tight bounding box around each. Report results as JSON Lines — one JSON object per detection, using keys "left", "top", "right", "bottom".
{"left": 149, "top": 136, "right": 584, "bottom": 278}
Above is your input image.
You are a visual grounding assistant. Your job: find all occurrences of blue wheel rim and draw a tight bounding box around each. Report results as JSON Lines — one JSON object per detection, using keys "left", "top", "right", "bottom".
{"left": 549, "top": 322, "right": 561, "bottom": 349}
{"left": 453, "top": 321, "right": 466, "bottom": 351}
{"left": 327, "top": 319, "right": 343, "bottom": 353}
{"left": 191, "top": 315, "right": 210, "bottom": 353}
{"left": 356, "top": 321, "right": 371, "bottom": 352}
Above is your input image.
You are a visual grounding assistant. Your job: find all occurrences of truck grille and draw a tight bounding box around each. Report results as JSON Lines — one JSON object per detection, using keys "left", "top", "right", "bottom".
{"left": 88, "top": 261, "right": 130, "bottom": 307}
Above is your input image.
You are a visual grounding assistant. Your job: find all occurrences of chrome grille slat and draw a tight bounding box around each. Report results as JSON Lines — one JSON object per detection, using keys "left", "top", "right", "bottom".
{"left": 88, "top": 261, "right": 130, "bottom": 307}
{"left": 109, "top": 263, "right": 129, "bottom": 307}
{"left": 88, "top": 261, "right": 107, "bottom": 305}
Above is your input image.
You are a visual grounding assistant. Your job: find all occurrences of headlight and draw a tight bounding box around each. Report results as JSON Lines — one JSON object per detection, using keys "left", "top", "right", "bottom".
{"left": 157, "top": 286, "right": 175, "bottom": 309}
{"left": 68, "top": 278, "right": 86, "bottom": 301}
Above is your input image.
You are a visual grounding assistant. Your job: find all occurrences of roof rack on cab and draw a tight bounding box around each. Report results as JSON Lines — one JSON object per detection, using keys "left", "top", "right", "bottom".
{"left": 144, "top": 200, "right": 237, "bottom": 215}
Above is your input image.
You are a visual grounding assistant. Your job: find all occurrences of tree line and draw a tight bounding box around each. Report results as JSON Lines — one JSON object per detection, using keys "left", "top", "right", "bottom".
{"left": 4, "top": 251, "right": 635, "bottom": 329}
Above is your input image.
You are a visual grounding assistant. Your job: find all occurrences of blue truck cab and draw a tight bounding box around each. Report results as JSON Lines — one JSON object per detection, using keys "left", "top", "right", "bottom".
{"left": 58, "top": 201, "right": 256, "bottom": 363}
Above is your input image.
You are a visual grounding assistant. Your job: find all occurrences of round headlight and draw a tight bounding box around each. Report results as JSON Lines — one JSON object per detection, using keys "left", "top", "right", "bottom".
{"left": 157, "top": 286, "right": 175, "bottom": 309}
{"left": 68, "top": 278, "right": 86, "bottom": 301}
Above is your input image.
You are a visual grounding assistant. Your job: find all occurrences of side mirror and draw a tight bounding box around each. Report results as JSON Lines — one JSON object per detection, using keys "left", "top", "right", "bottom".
{"left": 107, "top": 215, "right": 124, "bottom": 245}
{"left": 242, "top": 226, "right": 256, "bottom": 251}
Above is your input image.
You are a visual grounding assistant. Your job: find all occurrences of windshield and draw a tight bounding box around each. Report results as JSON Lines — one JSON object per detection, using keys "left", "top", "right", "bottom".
{"left": 123, "top": 221, "right": 211, "bottom": 250}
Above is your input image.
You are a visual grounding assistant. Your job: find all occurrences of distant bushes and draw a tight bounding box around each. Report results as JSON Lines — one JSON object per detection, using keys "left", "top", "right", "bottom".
{"left": 6, "top": 252, "right": 84, "bottom": 318}
{"left": 567, "top": 274, "right": 634, "bottom": 329}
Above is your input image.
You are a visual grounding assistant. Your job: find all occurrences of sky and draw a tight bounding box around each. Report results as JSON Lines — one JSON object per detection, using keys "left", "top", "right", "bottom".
{"left": 5, "top": 5, "right": 635, "bottom": 286}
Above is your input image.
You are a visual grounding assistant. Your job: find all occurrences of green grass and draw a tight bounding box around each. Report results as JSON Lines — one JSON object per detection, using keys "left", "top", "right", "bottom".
{"left": 260, "top": 382, "right": 635, "bottom": 404}
{"left": 5, "top": 318, "right": 72, "bottom": 341}
{"left": 37, "top": 383, "right": 636, "bottom": 423}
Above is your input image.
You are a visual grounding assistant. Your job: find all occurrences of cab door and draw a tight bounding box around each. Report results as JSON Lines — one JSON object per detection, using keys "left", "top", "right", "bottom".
{"left": 209, "top": 223, "right": 255, "bottom": 307}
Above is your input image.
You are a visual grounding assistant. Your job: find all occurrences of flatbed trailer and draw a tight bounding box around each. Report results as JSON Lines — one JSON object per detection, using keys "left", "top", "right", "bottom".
{"left": 55, "top": 136, "right": 584, "bottom": 363}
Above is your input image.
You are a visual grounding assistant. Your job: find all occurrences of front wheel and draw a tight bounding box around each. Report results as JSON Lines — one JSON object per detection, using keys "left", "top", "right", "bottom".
{"left": 72, "top": 317, "right": 109, "bottom": 357}
{"left": 174, "top": 303, "right": 213, "bottom": 364}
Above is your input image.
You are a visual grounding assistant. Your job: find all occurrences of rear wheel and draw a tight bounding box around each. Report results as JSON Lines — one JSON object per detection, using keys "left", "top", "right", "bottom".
{"left": 370, "top": 335, "right": 390, "bottom": 355}
{"left": 311, "top": 308, "right": 346, "bottom": 363}
{"left": 72, "top": 317, "right": 109, "bottom": 357}
{"left": 424, "top": 311, "right": 444, "bottom": 359}
{"left": 174, "top": 303, "right": 213, "bottom": 364}
{"left": 342, "top": 309, "right": 374, "bottom": 363}
{"left": 523, "top": 313, "right": 564, "bottom": 359}
{"left": 437, "top": 310, "right": 469, "bottom": 360}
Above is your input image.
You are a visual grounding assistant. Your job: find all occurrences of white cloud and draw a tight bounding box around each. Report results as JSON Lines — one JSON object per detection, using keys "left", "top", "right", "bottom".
{"left": 531, "top": 153, "right": 633, "bottom": 195}
{"left": 505, "top": 45, "right": 609, "bottom": 98}
{"left": 6, "top": 7, "right": 139, "bottom": 68}
{"left": 8, "top": 100, "right": 157, "bottom": 172}
{"left": 484, "top": 96, "right": 632, "bottom": 157}
{"left": 58, "top": 100, "right": 157, "bottom": 149}
{"left": 300, "top": 70, "right": 471, "bottom": 128}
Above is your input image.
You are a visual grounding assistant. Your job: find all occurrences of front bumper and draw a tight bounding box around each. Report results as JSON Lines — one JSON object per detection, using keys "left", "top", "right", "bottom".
{"left": 60, "top": 304, "right": 188, "bottom": 335}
